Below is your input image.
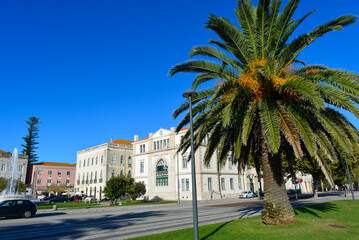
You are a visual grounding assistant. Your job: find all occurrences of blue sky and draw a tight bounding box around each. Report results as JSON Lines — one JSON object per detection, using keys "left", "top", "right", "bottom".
{"left": 0, "top": 0, "right": 358, "bottom": 164}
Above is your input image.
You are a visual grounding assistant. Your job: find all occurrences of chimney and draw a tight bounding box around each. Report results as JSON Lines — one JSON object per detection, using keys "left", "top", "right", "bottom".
{"left": 170, "top": 127, "right": 175, "bottom": 133}
{"left": 134, "top": 135, "right": 139, "bottom": 141}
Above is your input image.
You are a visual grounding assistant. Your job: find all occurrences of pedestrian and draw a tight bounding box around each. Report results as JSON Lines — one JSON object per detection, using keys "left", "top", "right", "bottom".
{"left": 343, "top": 185, "right": 347, "bottom": 197}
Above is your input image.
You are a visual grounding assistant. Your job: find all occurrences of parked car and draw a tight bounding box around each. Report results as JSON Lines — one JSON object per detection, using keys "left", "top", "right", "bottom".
{"left": 100, "top": 196, "right": 109, "bottom": 201}
{"left": 84, "top": 196, "right": 96, "bottom": 202}
{"left": 239, "top": 191, "right": 254, "bottom": 198}
{"left": 45, "top": 196, "right": 68, "bottom": 203}
{"left": 68, "top": 196, "right": 82, "bottom": 202}
{"left": 0, "top": 199, "right": 37, "bottom": 218}
{"left": 287, "top": 189, "right": 302, "bottom": 195}
{"left": 41, "top": 195, "right": 56, "bottom": 202}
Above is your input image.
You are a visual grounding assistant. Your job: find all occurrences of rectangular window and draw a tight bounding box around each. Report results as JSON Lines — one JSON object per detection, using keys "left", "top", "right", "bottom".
{"left": 87, "top": 158, "right": 90, "bottom": 166}
{"left": 48, "top": 170, "right": 52, "bottom": 176}
{"left": 47, "top": 179, "right": 52, "bottom": 186}
{"left": 67, "top": 171, "right": 71, "bottom": 176}
{"left": 37, "top": 179, "right": 42, "bottom": 184}
{"left": 221, "top": 178, "right": 225, "bottom": 190}
{"left": 140, "top": 162, "right": 144, "bottom": 173}
{"left": 164, "top": 139, "right": 166, "bottom": 148}
{"left": 1, "top": 164, "right": 6, "bottom": 171}
{"left": 140, "top": 145, "right": 143, "bottom": 153}
{"left": 157, "top": 141, "right": 159, "bottom": 150}
{"left": 66, "top": 179, "right": 70, "bottom": 186}
{"left": 154, "top": 142, "right": 156, "bottom": 150}
{"left": 186, "top": 179, "right": 189, "bottom": 191}
{"left": 167, "top": 139, "right": 169, "bottom": 148}
{"left": 57, "top": 179, "right": 61, "bottom": 185}
{"left": 208, "top": 178, "right": 212, "bottom": 191}
{"left": 83, "top": 160, "right": 86, "bottom": 167}
{"left": 143, "top": 144, "right": 146, "bottom": 152}
{"left": 182, "top": 179, "right": 185, "bottom": 191}
{"left": 58, "top": 171, "right": 62, "bottom": 176}
{"left": 182, "top": 156, "right": 188, "bottom": 168}
{"left": 101, "top": 155, "right": 104, "bottom": 164}
{"left": 228, "top": 157, "right": 232, "bottom": 169}
{"left": 38, "top": 170, "right": 43, "bottom": 175}
{"left": 91, "top": 158, "right": 94, "bottom": 165}
{"left": 230, "top": 178, "right": 234, "bottom": 190}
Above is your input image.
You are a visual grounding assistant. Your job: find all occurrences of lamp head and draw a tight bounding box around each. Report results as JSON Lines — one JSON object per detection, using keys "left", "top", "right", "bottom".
{"left": 183, "top": 89, "right": 198, "bottom": 99}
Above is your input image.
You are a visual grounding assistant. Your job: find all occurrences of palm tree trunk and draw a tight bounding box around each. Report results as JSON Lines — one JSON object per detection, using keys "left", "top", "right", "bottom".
{"left": 217, "top": 160, "right": 222, "bottom": 199}
{"left": 261, "top": 143, "right": 295, "bottom": 225}
{"left": 313, "top": 176, "right": 319, "bottom": 198}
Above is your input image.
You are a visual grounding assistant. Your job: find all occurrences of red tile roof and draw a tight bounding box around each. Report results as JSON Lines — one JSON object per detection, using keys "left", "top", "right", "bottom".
{"left": 180, "top": 127, "right": 190, "bottom": 131}
{"left": 0, "top": 150, "right": 11, "bottom": 154}
{"left": 36, "top": 162, "right": 76, "bottom": 167}
{"left": 110, "top": 139, "right": 133, "bottom": 146}
{"left": 136, "top": 137, "right": 149, "bottom": 142}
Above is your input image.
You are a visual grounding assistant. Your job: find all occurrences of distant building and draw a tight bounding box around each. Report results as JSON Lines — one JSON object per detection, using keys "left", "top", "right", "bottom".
{"left": 132, "top": 127, "right": 260, "bottom": 201}
{"left": 27, "top": 162, "right": 76, "bottom": 192}
{"left": 75, "top": 139, "right": 133, "bottom": 199}
{"left": 285, "top": 173, "right": 313, "bottom": 193}
{"left": 0, "top": 150, "right": 28, "bottom": 183}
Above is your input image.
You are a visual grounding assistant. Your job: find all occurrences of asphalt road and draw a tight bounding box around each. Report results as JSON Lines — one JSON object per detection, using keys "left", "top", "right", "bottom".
{"left": 0, "top": 192, "right": 355, "bottom": 240}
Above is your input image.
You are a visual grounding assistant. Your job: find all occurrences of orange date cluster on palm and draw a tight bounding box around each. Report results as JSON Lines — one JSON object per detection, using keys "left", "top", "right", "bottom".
{"left": 217, "top": 58, "right": 299, "bottom": 103}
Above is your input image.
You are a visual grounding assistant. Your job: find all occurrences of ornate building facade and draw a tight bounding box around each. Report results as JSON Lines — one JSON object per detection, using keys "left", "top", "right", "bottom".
{"left": 132, "top": 127, "right": 261, "bottom": 201}
{"left": 75, "top": 139, "right": 133, "bottom": 199}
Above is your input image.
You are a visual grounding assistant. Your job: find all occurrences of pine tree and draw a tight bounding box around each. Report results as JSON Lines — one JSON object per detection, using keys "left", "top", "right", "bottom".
{"left": 21, "top": 117, "right": 40, "bottom": 164}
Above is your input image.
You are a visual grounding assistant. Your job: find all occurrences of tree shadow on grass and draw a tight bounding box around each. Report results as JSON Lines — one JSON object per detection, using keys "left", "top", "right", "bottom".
{"left": 201, "top": 220, "right": 233, "bottom": 240}
{"left": 294, "top": 202, "right": 339, "bottom": 218}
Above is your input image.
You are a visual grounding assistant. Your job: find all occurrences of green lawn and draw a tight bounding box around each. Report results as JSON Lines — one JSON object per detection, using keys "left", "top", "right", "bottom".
{"left": 130, "top": 200, "right": 359, "bottom": 240}
{"left": 36, "top": 200, "right": 177, "bottom": 210}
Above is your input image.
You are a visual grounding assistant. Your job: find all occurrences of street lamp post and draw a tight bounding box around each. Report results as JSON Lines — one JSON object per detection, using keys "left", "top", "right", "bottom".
{"left": 343, "top": 150, "right": 355, "bottom": 203}
{"left": 183, "top": 89, "right": 199, "bottom": 240}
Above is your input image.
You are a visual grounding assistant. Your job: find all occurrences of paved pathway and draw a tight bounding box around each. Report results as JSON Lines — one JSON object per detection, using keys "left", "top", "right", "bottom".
{"left": 0, "top": 192, "right": 356, "bottom": 240}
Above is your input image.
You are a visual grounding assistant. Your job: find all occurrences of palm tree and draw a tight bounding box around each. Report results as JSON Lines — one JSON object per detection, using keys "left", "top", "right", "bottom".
{"left": 169, "top": 0, "right": 358, "bottom": 225}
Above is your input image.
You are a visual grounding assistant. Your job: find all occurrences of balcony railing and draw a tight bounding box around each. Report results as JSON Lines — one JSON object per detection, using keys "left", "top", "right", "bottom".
{"left": 99, "top": 179, "right": 103, "bottom": 183}
{"left": 94, "top": 179, "right": 97, "bottom": 183}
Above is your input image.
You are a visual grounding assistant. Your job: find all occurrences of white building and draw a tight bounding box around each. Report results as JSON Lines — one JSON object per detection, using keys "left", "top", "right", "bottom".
{"left": 132, "top": 127, "right": 260, "bottom": 201}
{"left": 285, "top": 173, "right": 313, "bottom": 193}
{"left": 75, "top": 139, "right": 133, "bottom": 199}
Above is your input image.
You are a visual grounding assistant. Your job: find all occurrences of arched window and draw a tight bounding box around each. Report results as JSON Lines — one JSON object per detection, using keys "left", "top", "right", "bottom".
{"left": 156, "top": 160, "right": 168, "bottom": 186}
{"left": 120, "top": 155, "right": 124, "bottom": 164}
{"left": 112, "top": 154, "right": 116, "bottom": 163}
{"left": 120, "top": 170, "right": 124, "bottom": 176}
{"left": 128, "top": 170, "right": 131, "bottom": 177}
{"left": 128, "top": 156, "right": 132, "bottom": 167}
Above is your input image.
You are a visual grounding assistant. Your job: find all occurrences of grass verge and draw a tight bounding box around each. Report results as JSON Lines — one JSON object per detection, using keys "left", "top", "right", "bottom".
{"left": 36, "top": 200, "right": 177, "bottom": 210}
{"left": 130, "top": 200, "right": 359, "bottom": 240}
